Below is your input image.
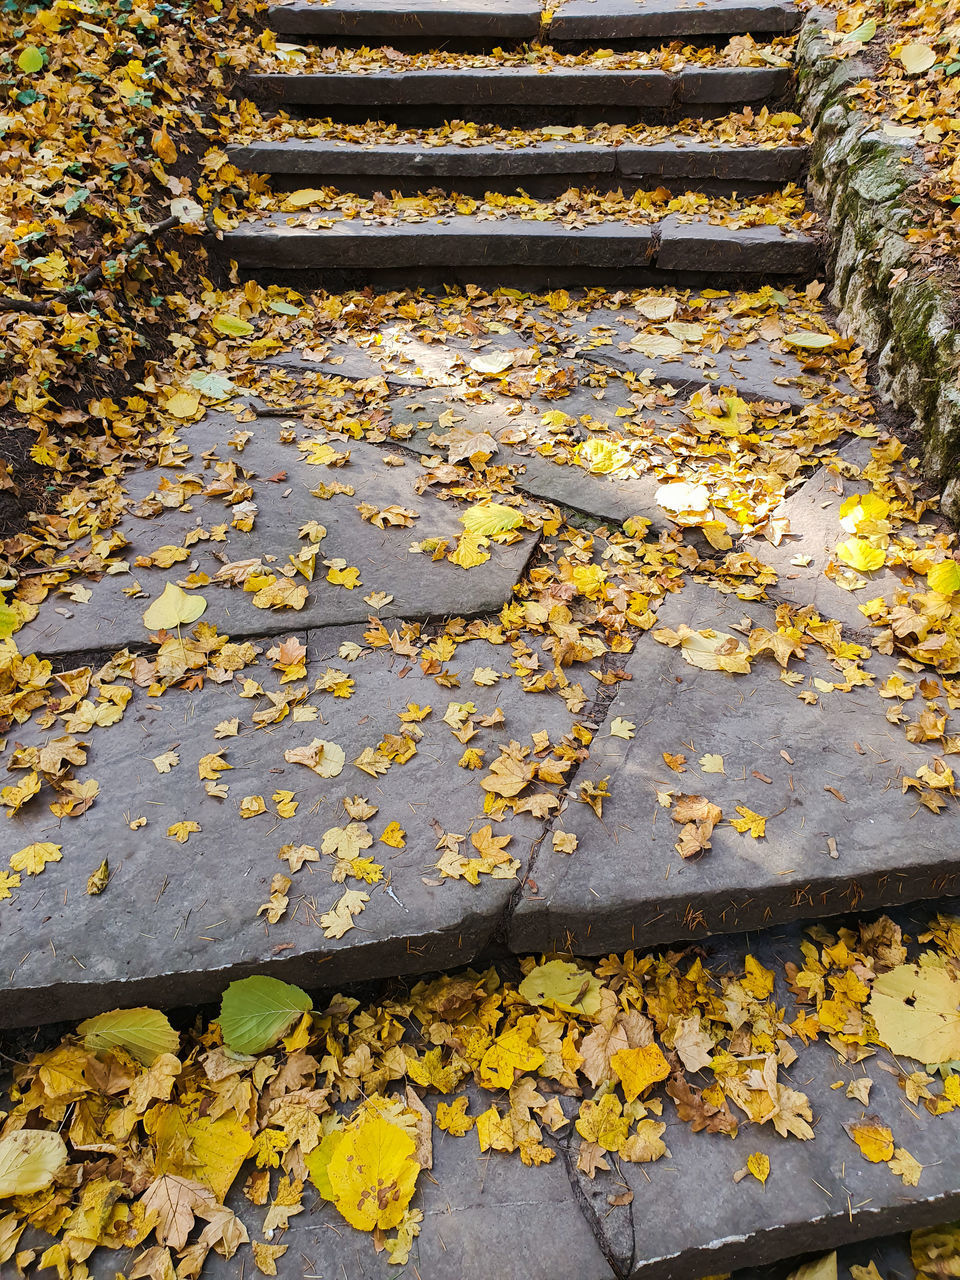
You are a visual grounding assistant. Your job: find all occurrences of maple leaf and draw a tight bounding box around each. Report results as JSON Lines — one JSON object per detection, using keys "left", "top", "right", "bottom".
{"left": 844, "top": 1117, "right": 895, "bottom": 1163}
{"left": 319, "top": 889, "right": 370, "bottom": 939}
{"left": 284, "top": 738, "right": 345, "bottom": 778}
{"left": 166, "top": 821, "right": 200, "bottom": 843}
{"left": 139, "top": 1175, "right": 216, "bottom": 1251}
{"left": 730, "top": 805, "right": 767, "bottom": 838}
{"left": 9, "top": 842, "right": 61, "bottom": 875}
{"left": 321, "top": 823, "right": 373, "bottom": 859}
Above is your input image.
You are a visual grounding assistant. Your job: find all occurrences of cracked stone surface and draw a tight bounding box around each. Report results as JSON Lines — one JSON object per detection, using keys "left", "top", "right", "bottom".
{"left": 0, "top": 632, "right": 579, "bottom": 1026}
{"left": 13, "top": 411, "right": 539, "bottom": 660}
{"left": 510, "top": 579, "right": 960, "bottom": 957}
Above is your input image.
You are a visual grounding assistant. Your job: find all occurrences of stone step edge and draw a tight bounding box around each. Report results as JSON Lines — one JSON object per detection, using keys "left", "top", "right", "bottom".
{"left": 267, "top": 0, "right": 802, "bottom": 40}
{"left": 250, "top": 66, "right": 793, "bottom": 108}
{"left": 227, "top": 138, "right": 809, "bottom": 184}
{"left": 220, "top": 213, "right": 820, "bottom": 275}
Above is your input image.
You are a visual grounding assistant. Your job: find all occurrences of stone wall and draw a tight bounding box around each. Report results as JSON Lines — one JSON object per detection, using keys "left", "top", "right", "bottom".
{"left": 796, "top": 7, "right": 960, "bottom": 519}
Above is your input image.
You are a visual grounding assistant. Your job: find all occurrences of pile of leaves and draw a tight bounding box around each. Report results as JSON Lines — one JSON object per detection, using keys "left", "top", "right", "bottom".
{"left": 816, "top": 0, "right": 960, "bottom": 266}
{"left": 259, "top": 34, "right": 795, "bottom": 73}
{"left": 1, "top": 913, "right": 960, "bottom": 1275}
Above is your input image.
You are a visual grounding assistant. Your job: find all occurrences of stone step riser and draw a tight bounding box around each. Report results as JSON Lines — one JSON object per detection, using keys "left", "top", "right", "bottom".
{"left": 250, "top": 67, "right": 793, "bottom": 112}
{"left": 229, "top": 141, "right": 807, "bottom": 197}
{"left": 220, "top": 217, "right": 819, "bottom": 277}
{"left": 268, "top": 0, "right": 801, "bottom": 41}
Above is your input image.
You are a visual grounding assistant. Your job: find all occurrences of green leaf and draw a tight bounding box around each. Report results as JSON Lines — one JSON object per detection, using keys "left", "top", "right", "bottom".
{"left": 0, "top": 1131, "right": 67, "bottom": 1198}
{"left": 212, "top": 314, "right": 254, "bottom": 338}
{"left": 267, "top": 300, "right": 300, "bottom": 315}
{"left": 928, "top": 560, "right": 960, "bottom": 596}
{"left": 783, "top": 330, "right": 837, "bottom": 350}
{"left": 304, "top": 1126, "right": 344, "bottom": 1200}
{"left": 78, "top": 1007, "right": 180, "bottom": 1066}
{"left": 17, "top": 46, "right": 44, "bottom": 74}
{"left": 186, "top": 369, "right": 238, "bottom": 400}
{"left": 219, "top": 975, "right": 312, "bottom": 1054}
{"left": 848, "top": 17, "right": 876, "bottom": 41}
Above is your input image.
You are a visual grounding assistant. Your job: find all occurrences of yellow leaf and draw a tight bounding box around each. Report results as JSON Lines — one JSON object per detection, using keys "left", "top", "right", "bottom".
{"left": 575, "top": 1094, "right": 629, "bottom": 1151}
{"left": 610, "top": 1044, "right": 670, "bottom": 1102}
{"left": 575, "top": 437, "right": 632, "bottom": 475}
{"left": 212, "top": 314, "right": 255, "bottom": 337}
{"left": 746, "top": 1151, "right": 770, "bottom": 1185}
{"left": 142, "top": 583, "right": 207, "bottom": 631}
{"left": 836, "top": 537, "right": 885, "bottom": 573}
{"left": 380, "top": 821, "right": 406, "bottom": 848}
{"left": 783, "top": 330, "right": 837, "bottom": 350}
{"left": 609, "top": 717, "right": 636, "bottom": 739}
{"left": 0, "top": 1131, "right": 67, "bottom": 1197}
{"left": 167, "top": 821, "right": 200, "bottom": 843}
{"left": 742, "top": 954, "right": 775, "bottom": 998}
{"left": 844, "top": 1118, "right": 895, "bottom": 1163}
{"left": 448, "top": 532, "right": 490, "bottom": 570}
{"left": 730, "top": 806, "right": 767, "bottom": 838}
{"left": 478, "top": 1025, "right": 545, "bottom": 1088}
{"left": 867, "top": 955, "right": 960, "bottom": 1065}
{"left": 518, "top": 960, "right": 603, "bottom": 1015}
{"left": 899, "top": 41, "right": 936, "bottom": 74}
{"left": 888, "top": 1147, "right": 922, "bottom": 1186}
{"left": 460, "top": 503, "right": 522, "bottom": 538}
{"left": 165, "top": 390, "right": 201, "bottom": 420}
{"left": 327, "top": 1114, "right": 420, "bottom": 1231}
{"left": 283, "top": 738, "right": 345, "bottom": 778}
{"left": 436, "top": 1097, "right": 474, "bottom": 1137}
{"left": 319, "top": 888, "right": 369, "bottom": 939}
{"left": 928, "top": 561, "right": 960, "bottom": 596}
{"left": 9, "top": 842, "right": 61, "bottom": 875}
{"left": 699, "top": 753, "right": 725, "bottom": 774}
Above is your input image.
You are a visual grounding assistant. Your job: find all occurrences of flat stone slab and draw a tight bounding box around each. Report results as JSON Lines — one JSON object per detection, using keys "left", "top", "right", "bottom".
{"left": 0, "top": 632, "right": 580, "bottom": 1027}
{"left": 565, "top": 920, "right": 960, "bottom": 1279}
{"left": 14, "top": 409, "right": 538, "bottom": 659}
{"left": 228, "top": 139, "right": 807, "bottom": 188}
{"left": 550, "top": 0, "right": 802, "bottom": 39}
{"left": 223, "top": 214, "right": 817, "bottom": 276}
{"left": 510, "top": 578, "right": 960, "bottom": 956}
{"left": 269, "top": 0, "right": 543, "bottom": 39}
{"left": 250, "top": 67, "right": 791, "bottom": 108}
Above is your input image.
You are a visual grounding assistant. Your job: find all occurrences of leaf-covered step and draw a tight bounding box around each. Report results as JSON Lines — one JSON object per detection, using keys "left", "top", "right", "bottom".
{"left": 222, "top": 212, "right": 820, "bottom": 277}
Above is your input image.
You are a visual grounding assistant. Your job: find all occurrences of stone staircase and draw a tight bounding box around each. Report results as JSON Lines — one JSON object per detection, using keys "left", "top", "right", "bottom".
{"left": 221, "top": 0, "right": 819, "bottom": 284}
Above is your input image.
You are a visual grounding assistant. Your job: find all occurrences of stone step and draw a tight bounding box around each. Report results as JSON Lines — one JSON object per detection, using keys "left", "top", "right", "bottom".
{"left": 267, "top": 0, "right": 802, "bottom": 41}
{"left": 269, "top": 0, "right": 543, "bottom": 40}
{"left": 228, "top": 137, "right": 808, "bottom": 192}
{"left": 549, "top": 0, "right": 803, "bottom": 39}
{"left": 221, "top": 213, "right": 819, "bottom": 278}
{"left": 251, "top": 66, "right": 793, "bottom": 110}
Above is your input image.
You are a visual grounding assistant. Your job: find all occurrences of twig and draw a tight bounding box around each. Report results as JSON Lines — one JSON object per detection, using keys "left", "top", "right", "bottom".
{"left": 0, "top": 213, "right": 183, "bottom": 317}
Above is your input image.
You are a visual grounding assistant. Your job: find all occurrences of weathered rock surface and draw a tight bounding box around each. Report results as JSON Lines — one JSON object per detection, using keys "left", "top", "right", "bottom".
{"left": 14, "top": 411, "right": 539, "bottom": 659}
{"left": 0, "top": 634, "right": 578, "bottom": 1027}
{"left": 550, "top": 0, "right": 802, "bottom": 39}
{"left": 510, "top": 580, "right": 960, "bottom": 956}
{"left": 268, "top": 0, "right": 542, "bottom": 39}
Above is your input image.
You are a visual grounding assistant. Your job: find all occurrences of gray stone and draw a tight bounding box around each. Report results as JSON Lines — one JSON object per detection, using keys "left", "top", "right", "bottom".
{"left": 251, "top": 68, "right": 678, "bottom": 108}
{"left": 228, "top": 139, "right": 620, "bottom": 179}
{"left": 222, "top": 213, "right": 818, "bottom": 277}
{"left": 0, "top": 633, "right": 579, "bottom": 1028}
{"left": 13, "top": 410, "right": 538, "bottom": 659}
{"left": 657, "top": 216, "right": 821, "bottom": 275}
{"left": 757, "top": 437, "right": 912, "bottom": 639}
{"left": 550, "top": 0, "right": 802, "bottom": 39}
{"left": 567, "top": 921, "right": 960, "bottom": 1279}
{"left": 677, "top": 67, "right": 793, "bottom": 104}
{"left": 268, "top": 0, "right": 542, "bottom": 40}
{"left": 227, "top": 139, "right": 807, "bottom": 191}
{"left": 510, "top": 579, "right": 960, "bottom": 957}
{"left": 222, "top": 214, "right": 659, "bottom": 270}
{"left": 615, "top": 141, "right": 807, "bottom": 184}
{"left": 250, "top": 66, "right": 790, "bottom": 109}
